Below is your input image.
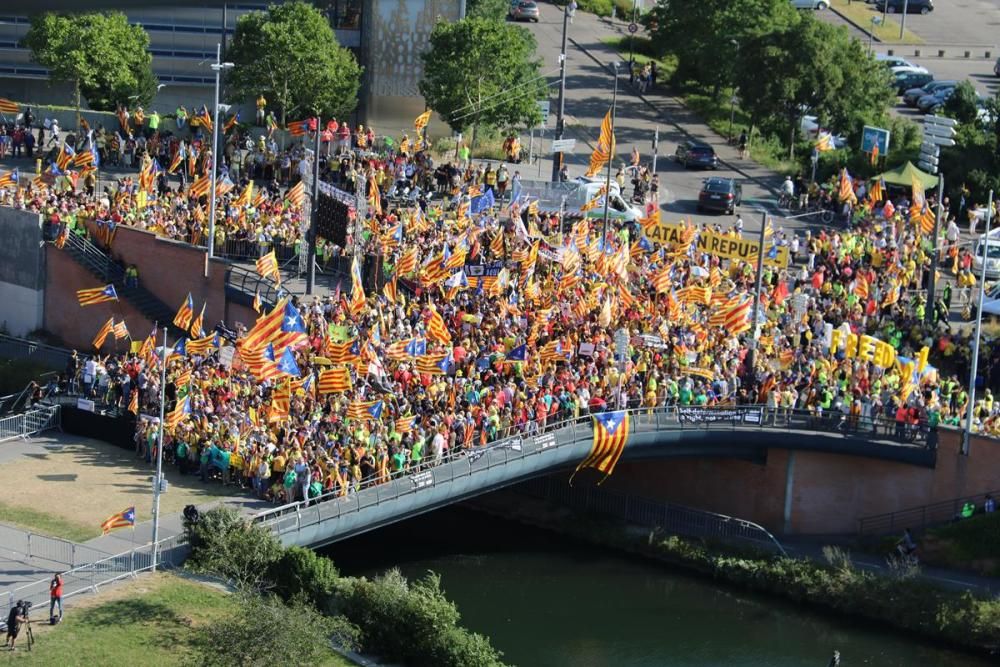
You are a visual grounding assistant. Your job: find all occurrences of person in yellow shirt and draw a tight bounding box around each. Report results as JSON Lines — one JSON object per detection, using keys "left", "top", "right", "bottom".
{"left": 256, "top": 94, "right": 267, "bottom": 126}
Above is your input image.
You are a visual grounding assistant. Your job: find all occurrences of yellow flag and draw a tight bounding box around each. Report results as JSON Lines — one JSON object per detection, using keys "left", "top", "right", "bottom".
{"left": 585, "top": 109, "right": 616, "bottom": 177}
{"left": 414, "top": 110, "right": 432, "bottom": 130}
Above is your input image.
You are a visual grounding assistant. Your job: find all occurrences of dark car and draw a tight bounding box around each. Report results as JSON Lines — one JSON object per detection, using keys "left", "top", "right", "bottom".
{"left": 697, "top": 177, "right": 742, "bottom": 214}
{"left": 875, "top": 0, "right": 933, "bottom": 13}
{"left": 893, "top": 70, "right": 933, "bottom": 95}
{"left": 902, "top": 79, "right": 955, "bottom": 106}
{"left": 675, "top": 140, "right": 719, "bottom": 169}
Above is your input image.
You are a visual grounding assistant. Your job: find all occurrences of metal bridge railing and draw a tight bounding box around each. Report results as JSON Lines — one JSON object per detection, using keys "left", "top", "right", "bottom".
{"left": 253, "top": 405, "right": 932, "bottom": 540}
{"left": 518, "top": 476, "right": 787, "bottom": 556}
{"left": 0, "top": 404, "right": 61, "bottom": 443}
{"left": 857, "top": 489, "right": 1000, "bottom": 536}
{"left": 0, "top": 524, "right": 111, "bottom": 569}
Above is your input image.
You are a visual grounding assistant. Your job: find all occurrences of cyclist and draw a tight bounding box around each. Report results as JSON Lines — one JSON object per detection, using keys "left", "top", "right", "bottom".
{"left": 780, "top": 175, "right": 794, "bottom": 207}
{"left": 737, "top": 130, "right": 748, "bottom": 159}
{"left": 896, "top": 528, "right": 918, "bottom": 562}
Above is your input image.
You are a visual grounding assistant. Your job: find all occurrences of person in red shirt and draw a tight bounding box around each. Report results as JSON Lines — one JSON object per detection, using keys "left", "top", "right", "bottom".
{"left": 50, "top": 572, "right": 64, "bottom": 622}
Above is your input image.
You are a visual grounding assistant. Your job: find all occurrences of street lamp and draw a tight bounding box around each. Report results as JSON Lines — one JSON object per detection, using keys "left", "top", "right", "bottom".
{"left": 206, "top": 42, "right": 234, "bottom": 276}
{"left": 868, "top": 16, "right": 883, "bottom": 54}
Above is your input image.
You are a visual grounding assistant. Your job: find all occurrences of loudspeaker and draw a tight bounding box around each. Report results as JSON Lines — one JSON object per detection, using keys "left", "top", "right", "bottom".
{"left": 316, "top": 191, "right": 351, "bottom": 247}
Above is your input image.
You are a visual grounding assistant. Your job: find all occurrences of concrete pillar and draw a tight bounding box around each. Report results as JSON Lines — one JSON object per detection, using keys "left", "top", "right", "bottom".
{"left": 782, "top": 451, "right": 796, "bottom": 534}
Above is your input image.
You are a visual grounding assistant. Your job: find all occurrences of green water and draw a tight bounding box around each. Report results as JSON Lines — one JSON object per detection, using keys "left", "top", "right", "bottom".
{"left": 327, "top": 507, "right": 993, "bottom": 667}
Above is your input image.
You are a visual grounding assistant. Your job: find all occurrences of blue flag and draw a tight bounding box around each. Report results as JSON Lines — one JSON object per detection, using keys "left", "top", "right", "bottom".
{"left": 281, "top": 301, "right": 307, "bottom": 333}
{"left": 471, "top": 189, "right": 495, "bottom": 214}
{"left": 172, "top": 338, "right": 187, "bottom": 357}
{"left": 507, "top": 344, "right": 527, "bottom": 362}
{"left": 276, "top": 347, "right": 301, "bottom": 377}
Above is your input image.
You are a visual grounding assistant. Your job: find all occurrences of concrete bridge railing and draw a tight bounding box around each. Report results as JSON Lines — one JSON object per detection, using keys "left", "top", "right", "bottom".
{"left": 252, "top": 405, "right": 936, "bottom": 548}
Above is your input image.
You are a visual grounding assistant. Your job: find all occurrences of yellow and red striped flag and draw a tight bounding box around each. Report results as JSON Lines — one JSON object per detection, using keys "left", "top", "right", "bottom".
{"left": 240, "top": 298, "right": 288, "bottom": 352}
{"left": 189, "top": 173, "right": 212, "bottom": 199}
{"left": 189, "top": 303, "right": 206, "bottom": 338}
{"left": 256, "top": 251, "right": 280, "bottom": 282}
{"left": 92, "top": 318, "right": 115, "bottom": 349}
{"left": 165, "top": 396, "right": 191, "bottom": 429}
{"left": 0, "top": 97, "right": 19, "bottom": 114}
{"left": 396, "top": 247, "right": 419, "bottom": 275}
{"left": 100, "top": 506, "right": 135, "bottom": 534}
{"left": 395, "top": 414, "right": 417, "bottom": 433}
{"left": 318, "top": 367, "right": 352, "bottom": 394}
{"left": 128, "top": 390, "right": 139, "bottom": 415}
{"left": 585, "top": 109, "right": 616, "bottom": 177}
{"left": 77, "top": 284, "right": 118, "bottom": 306}
{"left": 173, "top": 293, "right": 194, "bottom": 330}
{"left": 383, "top": 275, "right": 398, "bottom": 304}
{"left": 285, "top": 181, "right": 305, "bottom": 209}
{"left": 112, "top": 320, "right": 129, "bottom": 340}
{"left": 426, "top": 307, "right": 451, "bottom": 345}
{"left": 571, "top": 411, "right": 630, "bottom": 481}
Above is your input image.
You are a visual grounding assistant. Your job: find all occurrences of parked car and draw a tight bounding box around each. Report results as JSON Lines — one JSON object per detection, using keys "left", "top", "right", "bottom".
{"left": 508, "top": 0, "right": 540, "bottom": 21}
{"left": 917, "top": 85, "right": 956, "bottom": 112}
{"left": 697, "top": 177, "right": 742, "bottom": 214}
{"left": 890, "top": 64, "right": 929, "bottom": 76}
{"left": 893, "top": 70, "right": 933, "bottom": 94}
{"left": 789, "top": 0, "right": 830, "bottom": 9}
{"left": 877, "top": 54, "right": 920, "bottom": 69}
{"left": 903, "top": 80, "right": 955, "bottom": 106}
{"left": 973, "top": 231, "right": 1000, "bottom": 281}
{"left": 674, "top": 140, "right": 719, "bottom": 169}
{"left": 875, "top": 0, "right": 934, "bottom": 13}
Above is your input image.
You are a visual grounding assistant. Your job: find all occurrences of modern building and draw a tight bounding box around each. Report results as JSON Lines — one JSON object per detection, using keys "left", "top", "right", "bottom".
{"left": 0, "top": 0, "right": 460, "bottom": 133}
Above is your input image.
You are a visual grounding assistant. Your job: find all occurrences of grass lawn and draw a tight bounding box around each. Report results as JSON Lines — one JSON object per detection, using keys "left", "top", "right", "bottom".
{"left": 829, "top": 0, "right": 924, "bottom": 44}
{"left": 0, "top": 436, "right": 234, "bottom": 542}
{"left": 3, "top": 573, "right": 354, "bottom": 666}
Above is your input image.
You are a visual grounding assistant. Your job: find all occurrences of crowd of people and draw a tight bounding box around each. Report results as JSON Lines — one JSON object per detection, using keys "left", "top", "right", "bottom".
{"left": 3, "top": 105, "right": 999, "bottom": 507}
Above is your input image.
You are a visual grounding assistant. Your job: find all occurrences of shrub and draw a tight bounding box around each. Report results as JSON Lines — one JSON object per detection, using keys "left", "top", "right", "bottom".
{"left": 335, "top": 569, "right": 506, "bottom": 667}
{"left": 576, "top": 0, "right": 613, "bottom": 17}
{"left": 269, "top": 545, "right": 340, "bottom": 607}
{"left": 183, "top": 506, "right": 283, "bottom": 590}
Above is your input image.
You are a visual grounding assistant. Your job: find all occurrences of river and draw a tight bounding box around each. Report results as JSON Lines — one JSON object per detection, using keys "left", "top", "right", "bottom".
{"left": 326, "top": 506, "right": 991, "bottom": 667}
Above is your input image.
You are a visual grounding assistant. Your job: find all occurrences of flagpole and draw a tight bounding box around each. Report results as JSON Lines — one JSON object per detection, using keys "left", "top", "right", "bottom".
{"left": 964, "top": 189, "right": 993, "bottom": 456}
{"left": 745, "top": 210, "right": 768, "bottom": 389}
{"left": 151, "top": 327, "right": 167, "bottom": 572}
{"left": 601, "top": 62, "right": 619, "bottom": 243}
{"left": 924, "top": 173, "right": 944, "bottom": 326}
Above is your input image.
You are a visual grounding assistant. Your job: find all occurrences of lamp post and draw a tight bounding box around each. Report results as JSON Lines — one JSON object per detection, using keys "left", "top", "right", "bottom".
{"left": 601, "top": 62, "right": 619, "bottom": 243}
{"left": 963, "top": 190, "right": 994, "bottom": 456}
{"left": 205, "top": 44, "right": 234, "bottom": 277}
{"left": 551, "top": 6, "right": 570, "bottom": 182}
{"left": 150, "top": 327, "right": 167, "bottom": 572}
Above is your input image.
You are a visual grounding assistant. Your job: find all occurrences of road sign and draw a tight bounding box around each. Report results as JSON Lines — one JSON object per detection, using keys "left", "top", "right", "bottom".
{"left": 861, "top": 125, "right": 890, "bottom": 155}
{"left": 919, "top": 160, "right": 939, "bottom": 174}
{"left": 551, "top": 138, "right": 576, "bottom": 152}
{"left": 924, "top": 114, "right": 958, "bottom": 128}
{"left": 924, "top": 124, "right": 956, "bottom": 139}
{"left": 924, "top": 136, "right": 956, "bottom": 147}
{"left": 537, "top": 101, "right": 551, "bottom": 127}
{"left": 615, "top": 328, "right": 630, "bottom": 361}
{"left": 919, "top": 144, "right": 939, "bottom": 159}
{"left": 628, "top": 22, "right": 638, "bottom": 34}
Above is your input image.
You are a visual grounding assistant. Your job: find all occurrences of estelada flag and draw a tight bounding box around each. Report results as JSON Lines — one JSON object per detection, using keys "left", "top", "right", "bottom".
{"left": 571, "top": 410, "right": 630, "bottom": 483}
{"left": 101, "top": 506, "right": 135, "bottom": 534}
{"left": 318, "top": 367, "right": 352, "bottom": 394}
{"left": 0, "top": 97, "right": 19, "bottom": 114}
{"left": 77, "top": 284, "right": 118, "bottom": 306}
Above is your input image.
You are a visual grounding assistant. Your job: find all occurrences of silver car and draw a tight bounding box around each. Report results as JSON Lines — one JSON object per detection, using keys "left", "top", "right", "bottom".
{"left": 509, "top": 0, "right": 540, "bottom": 21}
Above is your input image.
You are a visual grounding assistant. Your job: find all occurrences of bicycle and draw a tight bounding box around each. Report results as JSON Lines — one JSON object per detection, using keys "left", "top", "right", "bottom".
{"left": 777, "top": 192, "right": 794, "bottom": 209}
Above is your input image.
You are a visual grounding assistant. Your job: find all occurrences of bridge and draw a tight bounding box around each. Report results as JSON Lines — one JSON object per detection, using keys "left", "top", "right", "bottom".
{"left": 253, "top": 405, "right": 935, "bottom": 548}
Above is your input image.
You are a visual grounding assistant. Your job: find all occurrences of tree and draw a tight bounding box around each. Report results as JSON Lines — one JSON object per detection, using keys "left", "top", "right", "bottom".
{"left": 735, "top": 17, "right": 891, "bottom": 158}
{"left": 183, "top": 506, "right": 283, "bottom": 590}
{"left": 227, "top": 0, "right": 361, "bottom": 125}
{"left": 467, "top": 0, "right": 509, "bottom": 21}
{"left": 943, "top": 80, "right": 981, "bottom": 127}
{"left": 420, "top": 18, "right": 547, "bottom": 142}
{"left": 268, "top": 546, "right": 340, "bottom": 607}
{"left": 191, "top": 593, "right": 359, "bottom": 667}
{"left": 23, "top": 12, "right": 155, "bottom": 118}
{"left": 642, "top": 0, "right": 798, "bottom": 95}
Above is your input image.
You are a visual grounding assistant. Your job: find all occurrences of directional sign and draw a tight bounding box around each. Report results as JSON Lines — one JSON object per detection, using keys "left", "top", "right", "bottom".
{"left": 537, "top": 101, "right": 551, "bottom": 127}
{"left": 551, "top": 138, "right": 576, "bottom": 152}
{"left": 924, "top": 124, "right": 956, "bottom": 139}
{"left": 628, "top": 22, "right": 639, "bottom": 34}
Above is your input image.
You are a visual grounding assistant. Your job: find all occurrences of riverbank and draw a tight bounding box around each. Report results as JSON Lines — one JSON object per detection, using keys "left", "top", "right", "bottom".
{"left": 466, "top": 491, "right": 1000, "bottom": 660}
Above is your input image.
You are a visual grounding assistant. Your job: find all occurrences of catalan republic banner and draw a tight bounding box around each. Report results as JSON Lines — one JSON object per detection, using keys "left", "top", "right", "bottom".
{"left": 644, "top": 222, "right": 790, "bottom": 268}
{"left": 571, "top": 410, "right": 630, "bottom": 483}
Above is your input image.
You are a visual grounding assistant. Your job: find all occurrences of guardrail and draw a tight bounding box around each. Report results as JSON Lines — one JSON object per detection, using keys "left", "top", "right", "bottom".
{"left": 518, "top": 476, "right": 788, "bottom": 556}
{"left": 253, "top": 405, "right": 932, "bottom": 544}
{"left": 0, "top": 404, "right": 61, "bottom": 443}
{"left": 857, "top": 489, "right": 1000, "bottom": 536}
{"left": 0, "top": 524, "right": 111, "bottom": 569}
{"left": 1, "top": 534, "right": 187, "bottom": 625}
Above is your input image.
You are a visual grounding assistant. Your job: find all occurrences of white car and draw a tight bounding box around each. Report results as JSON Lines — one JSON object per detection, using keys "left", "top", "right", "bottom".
{"left": 973, "top": 232, "right": 1000, "bottom": 280}
{"left": 790, "top": 0, "right": 829, "bottom": 8}
{"left": 890, "top": 64, "right": 930, "bottom": 76}
{"left": 975, "top": 282, "right": 1000, "bottom": 319}
{"left": 876, "top": 54, "right": 920, "bottom": 69}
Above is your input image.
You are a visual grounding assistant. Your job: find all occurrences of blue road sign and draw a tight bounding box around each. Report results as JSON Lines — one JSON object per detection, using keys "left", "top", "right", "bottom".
{"left": 861, "top": 125, "right": 890, "bottom": 155}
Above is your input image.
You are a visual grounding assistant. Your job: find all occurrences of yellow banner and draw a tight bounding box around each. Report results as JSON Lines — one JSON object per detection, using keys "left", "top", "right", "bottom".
{"left": 645, "top": 223, "right": 789, "bottom": 268}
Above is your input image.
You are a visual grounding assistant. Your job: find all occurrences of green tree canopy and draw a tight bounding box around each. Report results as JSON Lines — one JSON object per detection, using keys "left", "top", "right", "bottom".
{"left": 943, "top": 80, "right": 981, "bottom": 127}
{"left": 467, "top": 0, "right": 510, "bottom": 20}
{"left": 226, "top": 0, "right": 361, "bottom": 125}
{"left": 419, "top": 17, "right": 547, "bottom": 137}
{"left": 23, "top": 12, "right": 156, "bottom": 113}
{"left": 735, "top": 17, "right": 892, "bottom": 157}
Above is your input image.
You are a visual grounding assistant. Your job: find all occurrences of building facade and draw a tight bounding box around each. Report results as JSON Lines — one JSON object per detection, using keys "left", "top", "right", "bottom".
{"left": 0, "top": 0, "right": 459, "bottom": 133}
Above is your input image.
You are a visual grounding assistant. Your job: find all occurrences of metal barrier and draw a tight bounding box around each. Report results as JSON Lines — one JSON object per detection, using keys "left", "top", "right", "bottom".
{"left": 857, "top": 489, "right": 1000, "bottom": 536}
{"left": 253, "top": 405, "right": 932, "bottom": 544}
{"left": 0, "top": 404, "right": 61, "bottom": 443}
{"left": 518, "top": 476, "right": 787, "bottom": 556}
{"left": 0, "top": 524, "right": 111, "bottom": 569}
{"left": 0, "top": 334, "right": 80, "bottom": 370}
{"left": 1, "top": 534, "right": 188, "bottom": 625}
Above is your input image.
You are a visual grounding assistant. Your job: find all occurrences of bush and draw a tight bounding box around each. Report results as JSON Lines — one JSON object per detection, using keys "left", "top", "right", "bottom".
{"left": 576, "top": 0, "right": 613, "bottom": 17}
{"left": 183, "top": 506, "right": 283, "bottom": 590}
{"left": 269, "top": 545, "right": 341, "bottom": 607}
{"left": 335, "top": 569, "right": 506, "bottom": 667}
{"left": 190, "top": 591, "right": 359, "bottom": 667}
